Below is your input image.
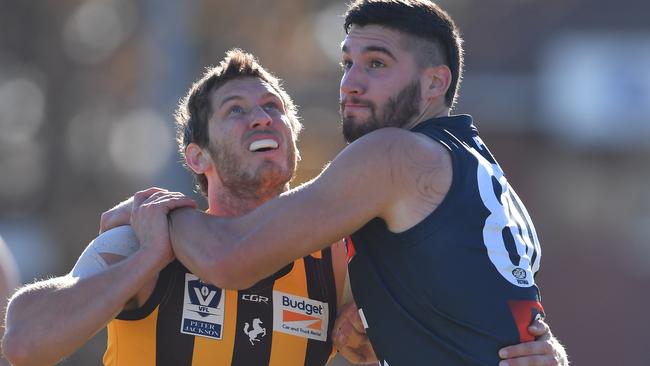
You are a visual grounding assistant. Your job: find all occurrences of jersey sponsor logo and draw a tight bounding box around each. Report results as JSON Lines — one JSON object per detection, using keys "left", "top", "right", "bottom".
{"left": 180, "top": 273, "right": 225, "bottom": 340}
{"left": 241, "top": 293, "right": 269, "bottom": 304}
{"left": 243, "top": 318, "right": 267, "bottom": 345}
{"left": 272, "top": 291, "right": 329, "bottom": 342}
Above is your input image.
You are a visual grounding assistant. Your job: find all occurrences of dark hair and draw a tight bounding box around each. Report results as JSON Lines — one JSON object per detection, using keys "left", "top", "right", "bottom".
{"left": 344, "top": 0, "right": 464, "bottom": 107}
{"left": 175, "top": 49, "right": 302, "bottom": 196}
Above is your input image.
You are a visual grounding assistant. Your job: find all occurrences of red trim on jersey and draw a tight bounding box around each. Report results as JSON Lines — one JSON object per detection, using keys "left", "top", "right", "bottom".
{"left": 344, "top": 236, "right": 356, "bottom": 263}
{"left": 507, "top": 300, "right": 545, "bottom": 342}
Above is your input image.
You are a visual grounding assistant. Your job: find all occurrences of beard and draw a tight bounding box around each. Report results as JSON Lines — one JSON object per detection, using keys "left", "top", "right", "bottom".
{"left": 340, "top": 81, "right": 421, "bottom": 143}
{"left": 208, "top": 139, "right": 297, "bottom": 201}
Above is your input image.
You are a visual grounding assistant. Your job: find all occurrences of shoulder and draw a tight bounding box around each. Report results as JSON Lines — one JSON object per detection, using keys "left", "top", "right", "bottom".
{"left": 358, "top": 129, "right": 453, "bottom": 232}
{"left": 343, "top": 128, "right": 449, "bottom": 163}
{"left": 343, "top": 128, "right": 451, "bottom": 183}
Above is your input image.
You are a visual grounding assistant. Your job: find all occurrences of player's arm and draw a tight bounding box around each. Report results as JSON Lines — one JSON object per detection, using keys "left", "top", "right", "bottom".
{"left": 2, "top": 191, "right": 195, "bottom": 366}
{"left": 499, "top": 319, "right": 569, "bottom": 366}
{"left": 331, "top": 239, "right": 348, "bottom": 309}
{"left": 170, "top": 127, "right": 448, "bottom": 289}
{"left": 1, "top": 227, "right": 158, "bottom": 366}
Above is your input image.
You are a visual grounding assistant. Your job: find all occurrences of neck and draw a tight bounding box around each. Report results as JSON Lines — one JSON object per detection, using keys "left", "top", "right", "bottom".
{"left": 205, "top": 182, "right": 289, "bottom": 217}
{"left": 406, "top": 102, "right": 450, "bottom": 130}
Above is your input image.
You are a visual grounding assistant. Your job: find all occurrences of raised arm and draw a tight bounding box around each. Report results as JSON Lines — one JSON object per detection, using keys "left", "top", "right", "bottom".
{"left": 1, "top": 226, "right": 160, "bottom": 366}
{"left": 2, "top": 190, "right": 195, "bottom": 366}
{"left": 169, "top": 128, "right": 449, "bottom": 289}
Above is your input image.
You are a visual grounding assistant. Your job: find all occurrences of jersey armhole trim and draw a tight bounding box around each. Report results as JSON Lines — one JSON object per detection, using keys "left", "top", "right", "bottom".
{"left": 115, "top": 260, "right": 175, "bottom": 320}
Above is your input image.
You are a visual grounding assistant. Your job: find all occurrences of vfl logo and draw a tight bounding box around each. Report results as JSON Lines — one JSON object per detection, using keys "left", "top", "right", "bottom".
{"left": 180, "top": 274, "right": 225, "bottom": 340}
{"left": 272, "top": 291, "right": 328, "bottom": 341}
{"left": 243, "top": 318, "right": 267, "bottom": 345}
{"left": 188, "top": 280, "right": 221, "bottom": 316}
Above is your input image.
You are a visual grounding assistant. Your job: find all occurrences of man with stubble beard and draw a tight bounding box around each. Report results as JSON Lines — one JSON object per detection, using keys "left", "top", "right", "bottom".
{"left": 165, "top": 1, "right": 569, "bottom": 365}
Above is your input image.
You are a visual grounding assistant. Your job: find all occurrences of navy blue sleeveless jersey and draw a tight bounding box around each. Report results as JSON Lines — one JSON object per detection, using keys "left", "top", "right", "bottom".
{"left": 348, "top": 115, "right": 543, "bottom": 366}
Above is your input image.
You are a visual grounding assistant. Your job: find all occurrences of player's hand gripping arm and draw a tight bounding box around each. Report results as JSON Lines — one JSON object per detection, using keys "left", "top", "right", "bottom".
{"left": 498, "top": 319, "right": 569, "bottom": 366}
{"left": 169, "top": 128, "right": 434, "bottom": 289}
{"left": 1, "top": 189, "right": 195, "bottom": 366}
{"left": 98, "top": 187, "right": 169, "bottom": 233}
{"left": 333, "top": 301, "right": 377, "bottom": 364}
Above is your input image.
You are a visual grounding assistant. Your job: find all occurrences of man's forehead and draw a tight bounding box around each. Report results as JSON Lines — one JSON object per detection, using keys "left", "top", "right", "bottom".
{"left": 341, "top": 25, "right": 405, "bottom": 54}
{"left": 212, "top": 78, "right": 280, "bottom": 104}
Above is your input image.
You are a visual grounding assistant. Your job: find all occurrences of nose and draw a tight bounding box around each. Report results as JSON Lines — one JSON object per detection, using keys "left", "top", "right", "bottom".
{"left": 250, "top": 105, "right": 272, "bottom": 129}
{"left": 340, "top": 64, "right": 366, "bottom": 97}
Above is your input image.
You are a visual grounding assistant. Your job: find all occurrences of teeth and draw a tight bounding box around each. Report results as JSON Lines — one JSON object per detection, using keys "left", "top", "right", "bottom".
{"left": 249, "top": 139, "right": 279, "bottom": 152}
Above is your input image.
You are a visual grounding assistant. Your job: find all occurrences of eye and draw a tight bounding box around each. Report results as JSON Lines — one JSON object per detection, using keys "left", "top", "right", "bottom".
{"left": 369, "top": 59, "right": 385, "bottom": 69}
{"left": 339, "top": 59, "right": 352, "bottom": 72}
{"left": 262, "top": 102, "right": 281, "bottom": 113}
{"left": 228, "top": 105, "right": 244, "bottom": 115}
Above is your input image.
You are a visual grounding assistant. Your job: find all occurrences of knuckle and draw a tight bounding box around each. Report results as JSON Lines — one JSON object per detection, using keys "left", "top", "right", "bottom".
{"left": 540, "top": 342, "right": 553, "bottom": 353}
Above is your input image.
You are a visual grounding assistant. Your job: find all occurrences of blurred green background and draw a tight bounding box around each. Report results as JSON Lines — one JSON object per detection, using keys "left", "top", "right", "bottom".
{"left": 1, "top": 1, "right": 649, "bottom": 364}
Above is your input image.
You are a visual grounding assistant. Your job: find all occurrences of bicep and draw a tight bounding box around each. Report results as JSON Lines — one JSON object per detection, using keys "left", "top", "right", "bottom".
{"left": 228, "top": 131, "right": 403, "bottom": 284}
{"left": 70, "top": 225, "right": 140, "bottom": 278}
{"left": 242, "top": 134, "right": 397, "bottom": 254}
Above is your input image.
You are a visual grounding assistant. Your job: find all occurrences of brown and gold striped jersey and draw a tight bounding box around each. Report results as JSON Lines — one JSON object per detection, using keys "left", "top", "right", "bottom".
{"left": 103, "top": 248, "right": 337, "bottom": 366}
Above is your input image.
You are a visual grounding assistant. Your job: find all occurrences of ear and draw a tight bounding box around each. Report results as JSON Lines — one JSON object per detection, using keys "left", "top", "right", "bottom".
{"left": 421, "top": 64, "right": 452, "bottom": 100}
{"left": 185, "top": 143, "right": 212, "bottom": 174}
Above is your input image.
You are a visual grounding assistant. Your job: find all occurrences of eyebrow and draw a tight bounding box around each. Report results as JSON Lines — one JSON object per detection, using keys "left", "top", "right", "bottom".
{"left": 219, "top": 95, "right": 244, "bottom": 108}
{"left": 341, "top": 44, "right": 397, "bottom": 62}
{"left": 219, "top": 92, "right": 282, "bottom": 109}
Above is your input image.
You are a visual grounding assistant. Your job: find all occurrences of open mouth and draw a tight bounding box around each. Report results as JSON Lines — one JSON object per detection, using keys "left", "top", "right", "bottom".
{"left": 249, "top": 139, "right": 279, "bottom": 152}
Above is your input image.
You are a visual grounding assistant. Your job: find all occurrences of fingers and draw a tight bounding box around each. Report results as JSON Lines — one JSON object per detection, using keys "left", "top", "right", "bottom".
{"left": 499, "top": 355, "right": 557, "bottom": 366}
{"left": 133, "top": 189, "right": 196, "bottom": 212}
{"left": 340, "top": 302, "right": 366, "bottom": 333}
{"left": 131, "top": 189, "right": 197, "bottom": 231}
{"left": 141, "top": 192, "right": 197, "bottom": 211}
{"left": 333, "top": 302, "right": 367, "bottom": 348}
{"left": 529, "top": 318, "right": 551, "bottom": 340}
{"left": 338, "top": 343, "right": 377, "bottom": 365}
{"left": 499, "top": 340, "right": 554, "bottom": 359}
{"left": 132, "top": 187, "right": 167, "bottom": 208}
{"left": 335, "top": 316, "right": 371, "bottom": 349}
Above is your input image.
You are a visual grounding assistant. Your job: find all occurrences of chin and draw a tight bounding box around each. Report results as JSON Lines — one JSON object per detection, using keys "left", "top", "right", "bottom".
{"left": 256, "top": 162, "right": 292, "bottom": 186}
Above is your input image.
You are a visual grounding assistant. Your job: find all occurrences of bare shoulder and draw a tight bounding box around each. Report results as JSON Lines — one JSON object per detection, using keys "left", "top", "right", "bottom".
{"left": 352, "top": 128, "right": 452, "bottom": 232}
{"left": 70, "top": 225, "right": 141, "bottom": 278}
{"left": 346, "top": 127, "right": 448, "bottom": 166}
{"left": 335, "top": 128, "right": 443, "bottom": 180}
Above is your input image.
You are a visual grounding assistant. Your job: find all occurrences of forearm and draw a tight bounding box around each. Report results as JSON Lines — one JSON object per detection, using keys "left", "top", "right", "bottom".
{"left": 169, "top": 208, "right": 235, "bottom": 286}
{"left": 2, "top": 250, "right": 162, "bottom": 366}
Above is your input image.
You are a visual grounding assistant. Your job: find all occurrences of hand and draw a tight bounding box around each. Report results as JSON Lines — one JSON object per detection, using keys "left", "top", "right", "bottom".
{"left": 130, "top": 188, "right": 197, "bottom": 269}
{"left": 332, "top": 301, "right": 377, "bottom": 365}
{"left": 99, "top": 188, "right": 166, "bottom": 233}
{"left": 498, "top": 318, "right": 569, "bottom": 366}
